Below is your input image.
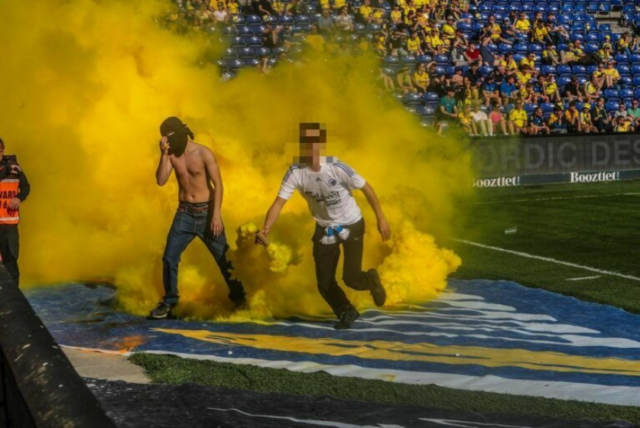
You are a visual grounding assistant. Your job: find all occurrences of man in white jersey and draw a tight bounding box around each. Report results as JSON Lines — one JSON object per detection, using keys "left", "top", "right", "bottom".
{"left": 259, "top": 123, "right": 391, "bottom": 329}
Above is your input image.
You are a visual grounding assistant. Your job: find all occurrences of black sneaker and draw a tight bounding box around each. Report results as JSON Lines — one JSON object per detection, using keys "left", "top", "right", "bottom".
{"left": 334, "top": 306, "right": 360, "bottom": 330}
{"left": 368, "top": 268, "right": 386, "bottom": 307}
{"left": 149, "top": 302, "right": 174, "bottom": 319}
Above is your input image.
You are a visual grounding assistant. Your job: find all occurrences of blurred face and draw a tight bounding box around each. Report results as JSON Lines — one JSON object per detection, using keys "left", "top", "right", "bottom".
{"left": 299, "top": 127, "right": 326, "bottom": 160}
{"left": 633, "top": 101, "right": 639, "bottom": 108}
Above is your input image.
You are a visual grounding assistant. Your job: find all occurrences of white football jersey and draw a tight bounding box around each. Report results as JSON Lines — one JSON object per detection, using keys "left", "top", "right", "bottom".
{"left": 278, "top": 157, "right": 366, "bottom": 227}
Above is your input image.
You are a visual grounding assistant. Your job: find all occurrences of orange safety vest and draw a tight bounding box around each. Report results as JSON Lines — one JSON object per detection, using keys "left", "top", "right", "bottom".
{"left": 0, "top": 179, "right": 20, "bottom": 225}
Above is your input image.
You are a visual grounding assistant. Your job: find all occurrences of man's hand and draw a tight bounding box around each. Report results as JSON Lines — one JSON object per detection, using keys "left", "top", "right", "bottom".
{"left": 211, "top": 214, "right": 224, "bottom": 236}
{"left": 255, "top": 230, "right": 270, "bottom": 246}
{"left": 159, "top": 137, "right": 170, "bottom": 155}
{"left": 8, "top": 198, "right": 20, "bottom": 210}
{"left": 377, "top": 218, "right": 391, "bottom": 241}
{"left": 9, "top": 164, "right": 21, "bottom": 175}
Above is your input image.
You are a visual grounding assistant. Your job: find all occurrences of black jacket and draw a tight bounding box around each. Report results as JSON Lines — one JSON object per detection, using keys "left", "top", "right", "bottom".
{"left": 0, "top": 156, "right": 30, "bottom": 202}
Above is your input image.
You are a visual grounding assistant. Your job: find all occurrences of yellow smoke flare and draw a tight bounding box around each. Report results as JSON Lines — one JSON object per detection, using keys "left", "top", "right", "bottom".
{"left": 0, "top": 0, "right": 474, "bottom": 321}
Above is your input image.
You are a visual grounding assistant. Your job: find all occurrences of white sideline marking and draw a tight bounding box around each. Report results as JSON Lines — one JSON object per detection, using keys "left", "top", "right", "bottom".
{"left": 566, "top": 275, "right": 602, "bottom": 282}
{"left": 454, "top": 239, "right": 640, "bottom": 282}
{"left": 468, "top": 192, "right": 640, "bottom": 205}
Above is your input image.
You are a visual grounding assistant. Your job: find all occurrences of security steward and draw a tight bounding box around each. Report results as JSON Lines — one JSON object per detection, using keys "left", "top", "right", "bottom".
{"left": 0, "top": 138, "right": 30, "bottom": 286}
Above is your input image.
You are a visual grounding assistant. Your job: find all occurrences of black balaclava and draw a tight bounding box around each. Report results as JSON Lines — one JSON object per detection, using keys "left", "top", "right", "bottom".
{"left": 160, "top": 117, "right": 194, "bottom": 157}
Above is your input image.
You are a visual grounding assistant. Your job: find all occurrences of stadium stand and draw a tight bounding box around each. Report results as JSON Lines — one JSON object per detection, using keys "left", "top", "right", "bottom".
{"left": 169, "top": 0, "right": 640, "bottom": 136}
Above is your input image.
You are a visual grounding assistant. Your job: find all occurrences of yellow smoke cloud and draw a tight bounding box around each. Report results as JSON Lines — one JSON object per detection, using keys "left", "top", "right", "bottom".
{"left": 0, "top": 0, "right": 473, "bottom": 320}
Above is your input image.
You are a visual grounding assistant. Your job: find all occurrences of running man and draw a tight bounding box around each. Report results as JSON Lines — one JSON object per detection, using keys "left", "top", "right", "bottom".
{"left": 259, "top": 123, "right": 390, "bottom": 329}
{"left": 150, "top": 117, "right": 245, "bottom": 319}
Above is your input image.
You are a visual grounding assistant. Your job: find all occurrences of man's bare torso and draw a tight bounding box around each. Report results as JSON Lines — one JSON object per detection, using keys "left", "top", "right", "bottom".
{"left": 170, "top": 141, "right": 214, "bottom": 203}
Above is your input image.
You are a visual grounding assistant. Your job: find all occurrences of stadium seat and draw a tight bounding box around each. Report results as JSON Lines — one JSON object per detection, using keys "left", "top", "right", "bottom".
{"left": 572, "top": 65, "right": 587, "bottom": 75}
{"left": 618, "top": 64, "right": 631, "bottom": 75}
{"left": 605, "top": 100, "right": 619, "bottom": 111}
{"left": 585, "top": 42, "right": 599, "bottom": 53}
{"left": 577, "top": 76, "right": 588, "bottom": 85}
{"left": 558, "top": 76, "right": 572, "bottom": 87}
{"left": 247, "top": 36, "right": 262, "bottom": 47}
{"left": 616, "top": 54, "right": 629, "bottom": 63}
{"left": 633, "top": 75, "right": 640, "bottom": 86}
{"left": 254, "top": 47, "right": 271, "bottom": 57}
{"left": 604, "top": 89, "right": 620, "bottom": 99}
{"left": 435, "top": 66, "right": 447, "bottom": 76}
{"left": 600, "top": 3, "right": 611, "bottom": 13}
{"left": 403, "top": 92, "right": 422, "bottom": 106}
{"left": 435, "top": 54, "right": 449, "bottom": 64}
{"left": 620, "top": 88, "right": 634, "bottom": 99}
{"left": 446, "top": 66, "right": 456, "bottom": 75}
{"left": 239, "top": 47, "right": 254, "bottom": 58}
{"left": 231, "top": 36, "right": 245, "bottom": 47}
{"left": 598, "top": 23, "right": 612, "bottom": 32}
{"left": 620, "top": 75, "right": 633, "bottom": 87}
{"left": 587, "top": 2, "right": 598, "bottom": 13}
{"left": 279, "top": 15, "right": 294, "bottom": 24}
{"left": 557, "top": 65, "right": 572, "bottom": 75}
{"left": 423, "top": 92, "right": 440, "bottom": 104}
{"left": 402, "top": 55, "right": 417, "bottom": 65}
{"left": 632, "top": 64, "right": 640, "bottom": 75}
{"left": 499, "top": 43, "right": 513, "bottom": 53}
{"left": 245, "top": 15, "right": 262, "bottom": 25}
{"left": 480, "top": 65, "right": 494, "bottom": 76}
{"left": 416, "top": 55, "right": 433, "bottom": 63}
{"left": 524, "top": 103, "right": 537, "bottom": 113}
{"left": 541, "top": 102, "right": 555, "bottom": 113}
{"left": 541, "top": 65, "right": 557, "bottom": 75}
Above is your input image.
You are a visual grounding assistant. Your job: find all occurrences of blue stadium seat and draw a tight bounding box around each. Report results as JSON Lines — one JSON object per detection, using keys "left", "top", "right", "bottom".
{"left": 619, "top": 64, "right": 631, "bottom": 75}
{"left": 403, "top": 92, "right": 422, "bottom": 106}
{"left": 600, "top": 3, "right": 611, "bottom": 13}
{"left": 577, "top": 76, "right": 588, "bottom": 85}
{"left": 247, "top": 36, "right": 262, "bottom": 46}
{"left": 585, "top": 33, "right": 599, "bottom": 42}
{"left": 585, "top": 42, "right": 599, "bottom": 53}
{"left": 529, "top": 43, "right": 543, "bottom": 52}
{"left": 620, "top": 75, "right": 633, "bottom": 87}
{"left": 541, "top": 102, "right": 555, "bottom": 113}
{"left": 616, "top": 54, "right": 629, "bottom": 63}
{"left": 571, "top": 33, "right": 585, "bottom": 43}
{"left": 245, "top": 15, "right": 262, "bottom": 25}
{"left": 631, "top": 64, "right": 640, "bottom": 75}
{"left": 587, "top": 2, "right": 598, "bottom": 13}
{"left": 620, "top": 89, "right": 634, "bottom": 99}
{"left": 514, "top": 43, "right": 529, "bottom": 53}
{"left": 417, "top": 55, "right": 433, "bottom": 63}
{"left": 557, "top": 65, "right": 572, "bottom": 75}
{"left": 524, "top": 103, "right": 537, "bottom": 113}
{"left": 402, "top": 55, "right": 417, "bottom": 65}
{"left": 231, "top": 36, "right": 245, "bottom": 47}
{"left": 295, "top": 14, "right": 311, "bottom": 23}
{"left": 223, "top": 26, "right": 237, "bottom": 36}
{"left": 571, "top": 22, "right": 586, "bottom": 31}
{"left": 633, "top": 75, "right": 640, "bottom": 86}
{"left": 254, "top": 47, "right": 271, "bottom": 57}
{"left": 445, "top": 66, "right": 455, "bottom": 75}
{"left": 634, "top": 88, "right": 640, "bottom": 99}
{"left": 598, "top": 23, "right": 611, "bottom": 32}
{"left": 604, "top": 89, "right": 620, "bottom": 99}
{"left": 562, "top": 2, "right": 574, "bottom": 12}
{"left": 423, "top": 92, "right": 440, "bottom": 104}
{"left": 499, "top": 43, "right": 513, "bottom": 53}
{"left": 575, "top": 2, "right": 587, "bottom": 12}
{"left": 541, "top": 65, "right": 557, "bottom": 75}
{"left": 587, "top": 65, "right": 598, "bottom": 75}
{"left": 280, "top": 15, "right": 294, "bottom": 24}
{"left": 223, "top": 47, "right": 240, "bottom": 59}
{"left": 480, "top": 65, "right": 494, "bottom": 76}
{"left": 606, "top": 100, "right": 619, "bottom": 111}
{"left": 239, "top": 47, "right": 254, "bottom": 58}
{"left": 572, "top": 65, "right": 587, "bottom": 74}
{"left": 558, "top": 76, "right": 572, "bottom": 87}
{"left": 435, "top": 66, "right": 447, "bottom": 76}
{"left": 435, "top": 54, "right": 449, "bottom": 64}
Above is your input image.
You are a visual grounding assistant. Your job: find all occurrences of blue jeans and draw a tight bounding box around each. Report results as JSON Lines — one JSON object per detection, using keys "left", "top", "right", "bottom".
{"left": 162, "top": 203, "right": 245, "bottom": 306}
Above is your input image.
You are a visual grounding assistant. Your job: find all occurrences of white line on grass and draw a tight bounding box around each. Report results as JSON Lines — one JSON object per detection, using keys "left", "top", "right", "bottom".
{"left": 565, "top": 275, "right": 602, "bottom": 282}
{"left": 468, "top": 192, "right": 640, "bottom": 205}
{"left": 454, "top": 239, "right": 640, "bottom": 282}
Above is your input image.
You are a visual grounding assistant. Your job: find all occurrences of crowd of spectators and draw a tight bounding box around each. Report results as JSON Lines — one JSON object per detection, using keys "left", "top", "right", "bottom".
{"left": 169, "top": 0, "right": 640, "bottom": 137}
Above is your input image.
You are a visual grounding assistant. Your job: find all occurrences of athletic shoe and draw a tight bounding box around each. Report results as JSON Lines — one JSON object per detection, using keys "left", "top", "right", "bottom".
{"left": 334, "top": 306, "right": 360, "bottom": 330}
{"left": 368, "top": 268, "right": 387, "bottom": 307}
{"left": 149, "top": 302, "right": 173, "bottom": 319}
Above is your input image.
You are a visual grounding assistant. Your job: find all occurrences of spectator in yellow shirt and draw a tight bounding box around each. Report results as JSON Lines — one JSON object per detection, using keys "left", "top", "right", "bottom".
{"left": 459, "top": 105, "right": 478, "bottom": 136}
{"left": 602, "top": 61, "right": 620, "bottom": 90}
{"left": 514, "top": 12, "right": 531, "bottom": 35}
{"left": 412, "top": 64, "right": 431, "bottom": 93}
{"left": 533, "top": 21, "right": 551, "bottom": 44}
{"left": 359, "top": 0, "right": 373, "bottom": 23}
{"left": 519, "top": 53, "right": 536, "bottom": 69}
{"left": 508, "top": 101, "right": 529, "bottom": 134}
{"left": 390, "top": 6, "right": 402, "bottom": 24}
{"left": 580, "top": 104, "right": 599, "bottom": 133}
{"left": 407, "top": 32, "right": 423, "bottom": 55}
{"left": 441, "top": 16, "right": 457, "bottom": 42}
{"left": 564, "top": 101, "right": 580, "bottom": 133}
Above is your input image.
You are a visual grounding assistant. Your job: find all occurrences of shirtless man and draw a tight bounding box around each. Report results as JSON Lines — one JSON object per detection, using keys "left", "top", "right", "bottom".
{"left": 150, "top": 117, "right": 245, "bottom": 319}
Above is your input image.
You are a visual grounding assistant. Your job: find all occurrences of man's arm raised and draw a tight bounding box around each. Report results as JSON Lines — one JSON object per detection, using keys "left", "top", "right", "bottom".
{"left": 203, "top": 147, "right": 225, "bottom": 236}
{"left": 156, "top": 137, "right": 173, "bottom": 186}
{"left": 360, "top": 182, "right": 391, "bottom": 241}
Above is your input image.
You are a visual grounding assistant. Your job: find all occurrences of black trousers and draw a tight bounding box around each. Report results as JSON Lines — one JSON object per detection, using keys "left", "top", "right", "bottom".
{"left": 0, "top": 225, "right": 19, "bottom": 286}
{"left": 312, "top": 218, "right": 375, "bottom": 317}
